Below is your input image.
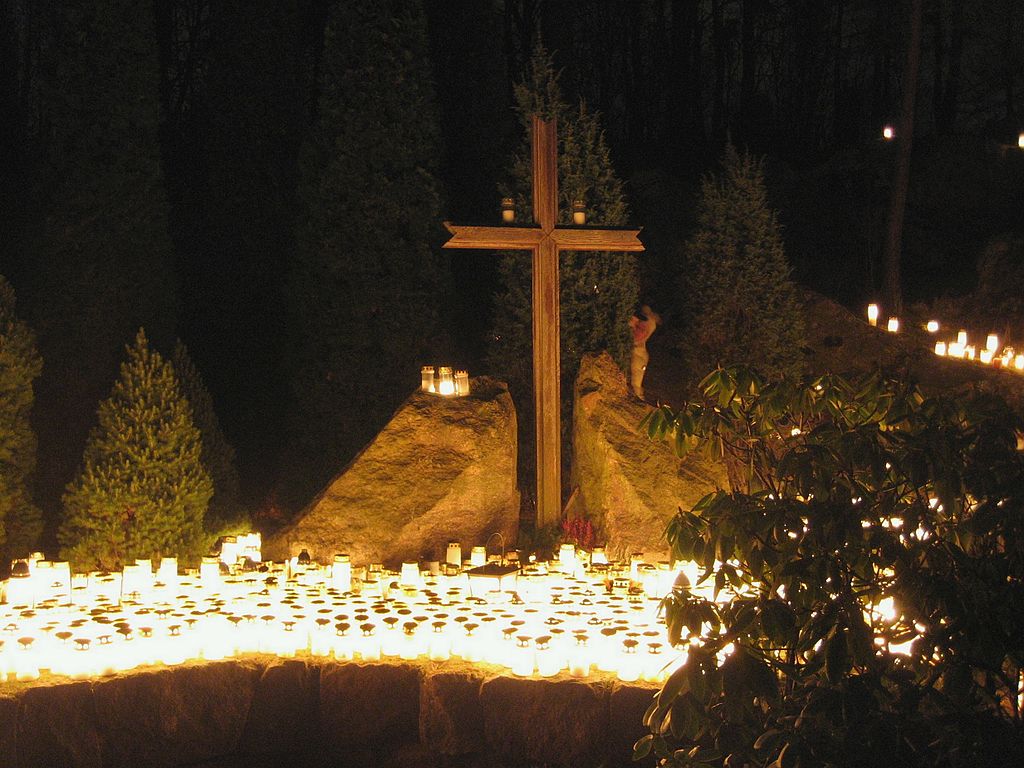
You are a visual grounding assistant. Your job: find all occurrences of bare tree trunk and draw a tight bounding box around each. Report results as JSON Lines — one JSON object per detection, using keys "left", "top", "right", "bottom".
{"left": 882, "top": 0, "right": 923, "bottom": 315}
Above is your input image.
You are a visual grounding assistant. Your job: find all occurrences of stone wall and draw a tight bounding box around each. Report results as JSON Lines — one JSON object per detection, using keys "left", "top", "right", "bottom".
{"left": 0, "top": 657, "right": 658, "bottom": 768}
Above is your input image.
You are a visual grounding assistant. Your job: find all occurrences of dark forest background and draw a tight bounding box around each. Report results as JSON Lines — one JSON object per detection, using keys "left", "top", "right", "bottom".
{"left": 1, "top": 0, "right": 1023, "bottom": 541}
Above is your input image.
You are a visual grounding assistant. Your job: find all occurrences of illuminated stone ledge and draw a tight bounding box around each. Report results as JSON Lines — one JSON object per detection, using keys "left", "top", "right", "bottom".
{"left": 0, "top": 655, "right": 657, "bottom": 768}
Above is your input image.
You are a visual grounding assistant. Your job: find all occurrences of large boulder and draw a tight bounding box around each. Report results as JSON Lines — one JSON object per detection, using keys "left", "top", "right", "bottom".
{"left": 265, "top": 377, "right": 519, "bottom": 566}
{"left": 571, "top": 352, "right": 726, "bottom": 560}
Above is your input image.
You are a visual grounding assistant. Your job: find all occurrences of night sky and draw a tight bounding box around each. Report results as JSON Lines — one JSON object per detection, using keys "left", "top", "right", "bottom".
{"left": 1, "top": 0, "right": 1023, "bottom": 522}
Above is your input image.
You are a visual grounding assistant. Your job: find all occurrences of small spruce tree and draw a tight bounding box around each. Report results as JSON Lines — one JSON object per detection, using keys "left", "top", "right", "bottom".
{"left": 681, "top": 146, "right": 805, "bottom": 380}
{"left": 0, "top": 276, "right": 43, "bottom": 564}
{"left": 59, "top": 329, "right": 212, "bottom": 571}
{"left": 488, "top": 47, "right": 638, "bottom": 501}
{"left": 172, "top": 341, "right": 245, "bottom": 534}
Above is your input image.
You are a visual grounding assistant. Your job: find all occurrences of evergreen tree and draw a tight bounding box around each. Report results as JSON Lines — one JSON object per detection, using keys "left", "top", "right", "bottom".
{"left": 283, "top": 0, "right": 450, "bottom": 507}
{"left": 487, "top": 47, "right": 639, "bottom": 497}
{"left": 681, "top": 146, "right": 805, "bottom": 380}
{"left": 172, "top": 341, "right": 245, "bottom": 534}
{"left": 59, "top": 330, "right": 212, "bottom": 571}
{"left": 0, "top": 276, "right": 43, "bottom": 564}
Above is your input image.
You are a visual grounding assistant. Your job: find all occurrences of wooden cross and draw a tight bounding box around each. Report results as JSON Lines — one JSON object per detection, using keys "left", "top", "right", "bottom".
{"left": 443, "top": 115, "right": 643, "bottom": 528}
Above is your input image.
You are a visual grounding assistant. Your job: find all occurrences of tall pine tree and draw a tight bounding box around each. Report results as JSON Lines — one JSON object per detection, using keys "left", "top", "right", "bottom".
{"left": 172, "top": 341, "right": 244, "bottom": 534}
{"left": 0, "top": 276, "right": 43, "bottom": 565}
{"left": 487, "top": 47, "right": 639, "bottom": 503}
{"left": 681, "top": 146, "right": 805, "bottom": 380}
{"left": 282, "top": 0, "right": 450, "bottom": 507}
{"left": 60, "top": 330, "right": 212, "bottom": 571}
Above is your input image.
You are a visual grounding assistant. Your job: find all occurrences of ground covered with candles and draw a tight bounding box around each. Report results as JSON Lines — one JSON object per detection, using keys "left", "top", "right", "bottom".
{"left": 0, "top": 553, "right": 676, "bottom": 767}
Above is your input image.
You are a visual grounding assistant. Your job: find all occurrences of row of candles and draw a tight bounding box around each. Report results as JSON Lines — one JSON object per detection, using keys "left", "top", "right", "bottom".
{"left": 866, "top": 303, "right": 1024, "bottom": 371}
{"left": 501, "top": 197, "right": 588, "bottom": 225}
{"left": 0, "top": 534, "right": 915, "bottom": 687}
{"left": 0, "top": 538, "right": 690, "bottom": 685}
{"left": 421, "top": 366, "right": 470, "bottom": 397}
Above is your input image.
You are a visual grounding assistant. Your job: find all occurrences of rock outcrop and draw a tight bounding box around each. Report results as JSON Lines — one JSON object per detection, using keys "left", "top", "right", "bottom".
{"left": 571, "top": 352, "right": 726, "bottom": 560}
{"left": 264, "top": 378, "right": 519, "bottom": 566}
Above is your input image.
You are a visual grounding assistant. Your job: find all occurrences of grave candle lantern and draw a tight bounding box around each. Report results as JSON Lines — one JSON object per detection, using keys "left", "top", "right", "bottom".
{"left": 199, "top": 556, "right": 221, "bottom": 589}
{"left": 331, "top": 554, "right": 352, "bottom": 592}
{"left": 572, "top": 200, "right": 586, "bottom": 225}
{"left": 501, "top": 197, "right": 515, "bottom": 223}
{"left": 469, "top": 547, "right": 486, "bottom": 568}
{"left": 420, "top": 366, "right": 435, "bottom": 393}
{"left": 446, "top": 542, "right": 462, "bottom": 568}
{"left": 437, "top": 367, "right": 455, "bottom": 396}
{"left": 867, "top": 304, "right": 879, "bottom": 326}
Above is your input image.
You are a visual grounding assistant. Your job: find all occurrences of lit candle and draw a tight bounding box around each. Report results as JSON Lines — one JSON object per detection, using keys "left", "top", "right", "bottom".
{"left": 882, "top": 125, "right": 895, "bottom": 140}
{"left": 568, "top": 634, "right": 590, "bottom": 677}
{"left": 629, "top": 553, "right": 644, "bottom": 582}
{"left": 1015, "top": 355, "right": 1024, "bottom": 371}
{"left": 331, "top": 554, "right": 351, "bottom": 592}
{"left": 926, "top": 320, "right": 939, "bottom": 333}
{"left": 454, "top": 370, "right": 470, "bottom": 396}
{"left": 572, "top": 200, "right": 586, "bottom": 225}
{"left": 428, "top": 621, "right": 450, "bottom": 661}
{"left": 399, "top": 561, "right": 421, "bottom": 588}
{"left": 157, "top": 557, "right": 178, "bottom": 590}
{"left": 957, "top": 330, "right": 968, "bottom": 346}
{"left": 886, "top": 317, "right": 900, "bottom": 333}
{"left": 469, "top": 547, "right": 486, "bottom": 568}
{"left": 980, "top": 349, "right": 994, "bottom": 365}
{"left": 421, "top": 366, "right": 435, "bottom": 393}
{"left": 986, "top": 334, "right": 1000, "bottom": 353}
{"left": 511, "top": 635, "right": 534, "bottom": 676}
{"left": 616, "top": 638, "right": 641, "bottom": 682}
{"left": 501, "top": 197, "right": 515, "bottom": 223}
{"left": 437, "top": 367, "right": 455, "bottom": 396}
{"left": 199, "top": 556, "right": 221, "bottom": 589}
{"left": 558, "top": 543, "right": 577, "bottom": 573}
{"left": 867, "top": 304, "right": 879, "bottom": 326}
{"left": 446, "top": 542, "right": 462, "bottom": 568}
{"left": 934, "top": 341, "right": 947, "bottom": 356}
{"left": 535, "top": 636, "right": 560, "bottom": 676}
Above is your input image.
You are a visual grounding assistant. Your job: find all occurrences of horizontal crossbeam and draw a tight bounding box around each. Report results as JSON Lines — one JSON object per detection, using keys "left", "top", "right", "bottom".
{"left": 442, "top": 223, "right": 544, "bottom": 251}
{"left": 550, "top": 228, "right": 644, "bottom": 252}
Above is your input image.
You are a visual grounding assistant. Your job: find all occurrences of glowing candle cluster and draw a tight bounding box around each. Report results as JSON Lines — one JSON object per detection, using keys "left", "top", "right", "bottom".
{"left": 866, "top": 304, "right": 1024, "bottom": 373}
{"left": 1, "top": 545, "right": 694, "bottom": 685}
{"left": 421, "top": 366, "right": 470, "bottom": 396}
{"left": 933, "top": 329, "right": 1024, "bottom": 370}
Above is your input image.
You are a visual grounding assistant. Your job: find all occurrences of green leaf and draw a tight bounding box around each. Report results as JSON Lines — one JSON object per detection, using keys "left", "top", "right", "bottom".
{"left": 632, "top": 733, "right": 654, "bottom": 759}
{"left": 754, "top": 728, "right": 784, "bottom": 751}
